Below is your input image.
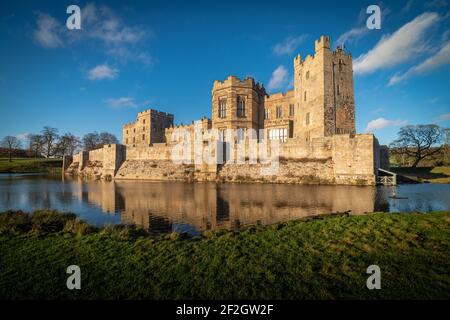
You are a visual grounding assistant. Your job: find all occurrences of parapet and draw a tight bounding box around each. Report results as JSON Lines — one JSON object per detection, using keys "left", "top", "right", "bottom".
{"left": 294, "top": 53, "right": 302, "bottom": 66}
{"left": 314, "top": 35, "right": 331, "bottom": 52}
{"left": 213, "top": 75, "right": 266, "bottom": 94}
{"left": 138, "top": 108, "right": 174, "bottom": 119}
{"left": 292, "top": 35, "right": 352, "bottom": 68}
{"left": 265, "top": 90, "right": 295, "bottom": 101}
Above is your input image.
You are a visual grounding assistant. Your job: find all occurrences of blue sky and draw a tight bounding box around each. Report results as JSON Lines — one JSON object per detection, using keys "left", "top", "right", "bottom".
{"left": 0, "top": 0, "right": 449, "bottom": 145}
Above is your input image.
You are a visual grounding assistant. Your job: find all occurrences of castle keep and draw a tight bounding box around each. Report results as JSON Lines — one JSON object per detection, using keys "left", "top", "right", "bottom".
{"left": 64, "top": 35, "right": 389, "bottom": 185}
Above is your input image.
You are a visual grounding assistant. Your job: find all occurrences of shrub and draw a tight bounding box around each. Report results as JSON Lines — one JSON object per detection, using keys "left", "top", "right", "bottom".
{"left": 0, "top": 210, "right": 32, "bottom": 234}
{"left": 99, "top": 224, "right": 148, "bottom": 240}
{"left": 31, "top": 210, "right": 77, "bottom": 234}
{"left": 63, "top": 218, "right": 96, "bottom": 236}
{"left": 169, "top": 231, "right": 190, "bottom": 241}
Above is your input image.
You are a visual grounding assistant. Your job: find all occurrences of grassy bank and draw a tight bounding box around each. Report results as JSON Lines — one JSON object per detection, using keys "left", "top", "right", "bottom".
{"left": 391, "top": 166, "right": 450, "bottom": 183}
{"left": 0, "top": 158, "right": 62, "bottom": 174}
{"left": 0, "top": 210, "right": 449, "bottom": 300}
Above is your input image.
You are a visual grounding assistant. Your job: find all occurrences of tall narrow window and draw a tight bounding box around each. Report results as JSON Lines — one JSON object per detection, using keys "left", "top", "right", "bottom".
{"left": 289, "top": 104, "right": 294, "bottom": 116}
{"left": 306, "top": 112, "right": 310, "bottom": 125}
{"left": 306, "top": 71, "right": 310, "bottom": 79}
{"left": 264, "top": 109, "right": 270, "bottom": 120}
{"left": 237, "top": 127, "right": 246, "bottom": 142}
{"left": 337, "top": 84, "right": 340, "bottom": 95}
{"left": 219, "top": 99, "right": 227, "bottom": 118}
{"left": 142, "top": 134, "right": 145, "bottom": 141}
{"left": 237, "top": 96, "right": 246, "bottom": 117}
{"left": 276, "top": 106, "right": 283, "bottom": 118}
{"left": 304, "top": 91, "right": 307, "bottom": 101}
{"left": 219, "top": 128, "right": 226, "bottom": 141}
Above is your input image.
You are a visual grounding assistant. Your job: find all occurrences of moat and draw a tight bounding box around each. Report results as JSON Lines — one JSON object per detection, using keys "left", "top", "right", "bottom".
{"left": 1, "top": 173, "right": 449, "bottom": 235}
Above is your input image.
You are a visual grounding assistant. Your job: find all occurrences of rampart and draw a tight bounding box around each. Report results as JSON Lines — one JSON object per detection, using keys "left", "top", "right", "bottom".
{"left": 64, "top": 134, "right": 387, "bottom": 185}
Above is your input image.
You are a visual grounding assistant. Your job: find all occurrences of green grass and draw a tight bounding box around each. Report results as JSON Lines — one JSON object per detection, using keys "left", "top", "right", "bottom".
{"left": 0, "top": 158, "right": 62, "bottom": 173}
{"left": 0, "top": 210, "right": 449, "bottom": 300}
{"left": 391, "top": 166, "right": 450, "bottom": 183}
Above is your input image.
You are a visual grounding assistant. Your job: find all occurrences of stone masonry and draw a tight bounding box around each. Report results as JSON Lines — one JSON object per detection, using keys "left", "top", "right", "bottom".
{"left": 64, "top": 35, "right": 389, "bottom": 185}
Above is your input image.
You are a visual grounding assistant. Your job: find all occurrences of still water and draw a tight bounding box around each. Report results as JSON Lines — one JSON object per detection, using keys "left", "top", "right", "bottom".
{"left": 1, "top": 174, "right": 449, "bottom": 235}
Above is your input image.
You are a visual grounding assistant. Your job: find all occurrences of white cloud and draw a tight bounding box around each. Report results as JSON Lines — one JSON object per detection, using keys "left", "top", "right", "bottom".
{"left": 272, "top": 35, "right": 307, "bottom": 56}
{"left": 106, "top": 97, "right": 137, "bottom": 109}
{"left": 268, "top": 65, "right": 289, "bottom": 91}
{"left": 365, "top": 118, "right": 408, "bottom": 132}
{"left": 80, "top": 4, "right": 147, "bottom": 46}
{"left": 335, "top": 5, "right": 391, "bottom": 47}
{"left": 33, "top": 13, "right": 64, "bottom": 48}
{"left": 15, "top": 133, "right": 29, "bottom": 143}
{"left": 336, "top": 26, "right": 369, "bottom": 47}
{"left": 370, "top": 107, "right": 384, "bottom": 114}
{"left": 401, "top": 0, "right": 414, "bottom": 13}
{"left": 426, "top": 97, "right": 440, "bottom": 103}
{"left": 438, "top": 113, "right": 450, "bottom": 122}
{"left": 88, "top": 64, "right": 119, "bottom": 80}
{"left": 388, "top": 42, "right": 450, "bottom": 85}
{"left": 32, "top": 4, "right": 152, "bottom": 65}
{"left": 425, "top": 0, "right": 448, "bottom": 8}
{"left": 354, "top": 12, "right": 440, "bottom": 75}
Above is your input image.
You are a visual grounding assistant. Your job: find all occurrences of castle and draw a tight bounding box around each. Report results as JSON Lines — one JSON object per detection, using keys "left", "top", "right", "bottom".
{"left": 64, "top": 35, "right": 389, "bottom": 185}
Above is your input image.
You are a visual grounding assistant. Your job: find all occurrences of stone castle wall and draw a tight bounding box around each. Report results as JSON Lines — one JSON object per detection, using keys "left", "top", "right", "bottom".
{"left": 64, "top": 133, "right": 385, "bottom": 185}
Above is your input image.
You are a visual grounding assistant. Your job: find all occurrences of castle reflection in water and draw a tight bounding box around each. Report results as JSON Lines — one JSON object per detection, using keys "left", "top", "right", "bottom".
{"left": 66, "top": 179, "right": 389, "bottom": 234}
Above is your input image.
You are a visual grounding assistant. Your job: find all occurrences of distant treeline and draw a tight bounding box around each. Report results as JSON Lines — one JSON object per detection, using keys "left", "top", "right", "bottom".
{"left": 0, "top": 147, "right": 35, "bottom": 159}
{"left": 1, "top": 126, "right": 119, "bottom": 159}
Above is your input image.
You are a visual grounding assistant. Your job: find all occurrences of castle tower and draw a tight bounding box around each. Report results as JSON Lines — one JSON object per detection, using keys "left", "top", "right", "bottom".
{"left": 293, "top": 35, "right": 355, "bottom": 141}
{"left": 122, "top": 109, "right": 174, "bottom": 147}
{"left": 211, "top": 76, "right": 266, "bottom": 140}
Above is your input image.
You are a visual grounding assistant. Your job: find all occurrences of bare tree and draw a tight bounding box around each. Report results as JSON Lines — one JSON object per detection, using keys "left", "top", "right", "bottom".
{"left": 390, "top": 125, "right": 446, "bottom": 167}
{"left": 99, "top": 132, "right": 119, "bottom": 145}
{"left": 55, "top": 133, "right": 81, "bottom": 157}
{"left": 83, "top": 131, "right": 119, "bottom": 151}
{"left": 41, "top": 126, "right": 59, "bottom": 158}
{"left": 82, "top": 132, "right": 101, "bottom": 151}
{"left": 28, "top": 134, "right": 44, "bottom": 158}
{"left": 1, "top": 136, "right": 22, "bottom": 162}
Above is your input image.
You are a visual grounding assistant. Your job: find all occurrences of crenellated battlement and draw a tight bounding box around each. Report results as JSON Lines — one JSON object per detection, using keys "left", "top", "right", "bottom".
{"left": 138, "top": 108, "right": 174, "bottom": 118}
{"left": 315, "top": 35, "right": 331, "bottom": 52}
{"left": 213, "top": 75, "right": 265, "bottom": 93}
{"left": 165, "top": 117, "right": 211, "bottom": 132}
{"left": 266, "top": 90, "right": 295, "bottom": 101}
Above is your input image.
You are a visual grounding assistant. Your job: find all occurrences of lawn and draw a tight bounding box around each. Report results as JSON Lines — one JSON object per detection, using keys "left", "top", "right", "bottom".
{"left": 0, "top": 210, "right": 449, "bottom": 300}
{"left": 391, "top": 166, "right": 450, "bottom": 183}
{"left": 0, "top": 158, "right": 62, "bottom": 173}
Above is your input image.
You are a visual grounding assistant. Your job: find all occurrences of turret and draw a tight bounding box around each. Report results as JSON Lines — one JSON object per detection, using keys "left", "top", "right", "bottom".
{"left": 314, "top": 35, "right": 331, "bottom": 52}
